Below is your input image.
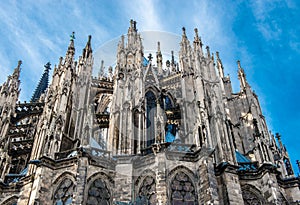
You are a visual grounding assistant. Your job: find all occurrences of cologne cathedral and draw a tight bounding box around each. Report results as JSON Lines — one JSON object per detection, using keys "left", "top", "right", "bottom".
{"left": 0, "top": 20, "right": 299, "bottom": 205}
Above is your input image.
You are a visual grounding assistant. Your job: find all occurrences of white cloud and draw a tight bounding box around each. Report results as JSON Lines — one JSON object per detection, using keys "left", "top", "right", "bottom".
{"left": 250, "top": 0, "right": 284, "bottom": 41}
{"left": 120, "top": 0, "right": 164, "bottom": 31}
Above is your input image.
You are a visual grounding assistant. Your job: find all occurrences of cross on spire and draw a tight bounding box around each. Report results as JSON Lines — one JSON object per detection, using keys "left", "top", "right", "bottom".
{"left": 70, "top": 32, "right": 75, "bottom": 41}
{"left": 148, "top": 53, "right": 153, "bottom": 61}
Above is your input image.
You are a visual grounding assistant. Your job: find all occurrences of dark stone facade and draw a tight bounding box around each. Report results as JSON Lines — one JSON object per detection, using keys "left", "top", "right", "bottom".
{"left": 0, "top": 20, "right": 299, "bottom": 204}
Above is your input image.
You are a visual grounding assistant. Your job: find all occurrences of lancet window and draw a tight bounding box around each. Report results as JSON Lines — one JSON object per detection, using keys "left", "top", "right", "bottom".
{"left": 145, "top": 91, "right": 156, "bottom": 147}
{"left": 53, "top": 178, "right": 74, "bottom": 205}
{"left": 164, "top": 95, "right": 177, "bottom": 143}
{"left": 136, "top": 176, "right": 157, "bottom": 204}
{"left": 241, "top": 185, "right": 265, "bottom": 205}
{"left": 170, "top": 171, "right": 198, "bottom": 205}
{"left": 86, "top": 178, "right": 111, "bottom": 205}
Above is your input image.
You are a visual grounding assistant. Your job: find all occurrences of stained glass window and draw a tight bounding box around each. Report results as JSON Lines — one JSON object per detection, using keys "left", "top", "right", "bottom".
{"left": 242, "top": 188, "right": 263, "bottom": 205}
{"left": 170, "top": 172, "right": 198, "bottom": 205}
{"left": 53, "top": 178, "right": 74, "bottom": 205}
{"left": 146, "top": 91, "right": 156, "bottom": 147}
{"left": 138, "top": 176, "right": 156, "bottom": 204}
{"left": 87, "top": 178, "right": 111, "bottom": 205}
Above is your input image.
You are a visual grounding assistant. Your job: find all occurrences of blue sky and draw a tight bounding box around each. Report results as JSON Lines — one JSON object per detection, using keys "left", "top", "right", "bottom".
{"left": 0, "top": 0, "right": 299, "bottom": 173}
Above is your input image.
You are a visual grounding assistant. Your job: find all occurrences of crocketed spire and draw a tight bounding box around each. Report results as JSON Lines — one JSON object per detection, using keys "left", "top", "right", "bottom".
{"left": 31, "top": 62, "right": 51, "bottom": 102}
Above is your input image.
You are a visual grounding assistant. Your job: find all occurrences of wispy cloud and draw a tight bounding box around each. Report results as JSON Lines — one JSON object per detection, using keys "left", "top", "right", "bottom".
{"left": 250, "top": 0, "right": 286, "bottom": 41}
{"left": 119, "top": 0, "right": 164, "bottom": 31}
{"left": 0, "top": 0, "right": 299, "bottom": 169}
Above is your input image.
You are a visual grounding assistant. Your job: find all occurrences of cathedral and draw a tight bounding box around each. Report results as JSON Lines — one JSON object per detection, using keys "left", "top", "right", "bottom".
{"left": 0, "top": 20, "right": 299, "bottom": 204}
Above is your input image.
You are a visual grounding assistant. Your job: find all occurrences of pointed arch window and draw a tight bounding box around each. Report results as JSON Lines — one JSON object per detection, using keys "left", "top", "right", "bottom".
{"left": 164, "top": 94, "right": 177, "bottom": 143}
{"left": 86, "top": 178, "right": 111, "bottom": 205}
{"left": 164, "top": 95, "right": 173, "bottom": 110}
{"left": 137, "top": 176, "right": 157, "bottom": 204}
{"left": 283, "top": 157, "right": 294, "bottom": 175}
{"left": 242, "top": 189, "right": 263, "bottom": 205}
{"left": 53, "top": 178, "right": 74, "bottom": 205}
{"left": 145, "top": 91, "right": 156, "bottom": 147}
{"left": 170, "top": 171, "right": 198, "bottom": 205}
{"left": 241, "top": 185, "right": 265, "bottom": 205}
{"left": 1, "top": 196, "right": 18, "bottom": 205}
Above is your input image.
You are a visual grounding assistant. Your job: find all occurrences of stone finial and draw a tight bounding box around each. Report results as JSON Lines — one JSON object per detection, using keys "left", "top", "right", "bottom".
{"left": 157, "top": 41, "right": 161, "bottom": 52}
{"left": 171, "top": 51, "right": 175, "bottom": 64}
{"left": 216, "top": 51, "right": 220, "bottom": 60}
{"left": 87, "top": 35, "right": 91, "bottom": 45}
{"left": 194, "top": 28, "right": 199, "bottom": 38}
{"left": 44, "top": 62, "right": 51, "bottom": 71}
{"left": 206, "top": 46, "right": 210, "bottom": 58}
{"left": 98, "top": 60, "right": 104, "bottom": 79}
{"left": 237, "top": 60, "right": 242, "bottom": 70}
{"left": 129, "top": 19, "right": 137, "bottom": 31}
{"left": 130, "top": 19, "right": 134, "bottom": 28}
{"left": 17, "top": 60, "right": 22, "bottom": 68}
{"left": 182, "top": 27, "right": 186, "bottom": 36}
{"left": 148, "top": 53, "right": 153, "bottom": 61}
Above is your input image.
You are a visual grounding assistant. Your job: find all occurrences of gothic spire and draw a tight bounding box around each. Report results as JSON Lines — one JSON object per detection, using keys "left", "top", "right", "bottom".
{"left": 179, "top": 27, "right": 193, "bottom": 71}
{"left": 206, "top": 46, "right": 211, "bottom": 58}
{"left": 10, "top": 60, "right": 22, "bottom": 81}
{"left": 216, "top": 52, "right": 224, "bottom": 78}
{"left": 9, "top": 60, "right": 21, "bottom": 88}
{"left": 127, "top": 19, "right": 138, "bottom": 46}
{"left": 193, "top": 28, "right": 203, "bottom": 56}
{"left": 66, "top": 32, "right": 75, "bottom": 57}
{"left": 98, "top": 60, "right": 104, "bottom": 79}
{"left": 237, "top": 60, "right": 249, "bottom": 89}
{"left": 31, "top": 62, "right": 51, "bottom": 102}
{"left": 180, "top": 27, "right": 190, "bottom": 52}
{"left": 156, "top": 41, "right": 163, "bottom": 73}
{"left": 82, "top": 35, "right": 92, "bottom": 59}
{"left": 275, "top": 133, "right": 284, "bottom": 152}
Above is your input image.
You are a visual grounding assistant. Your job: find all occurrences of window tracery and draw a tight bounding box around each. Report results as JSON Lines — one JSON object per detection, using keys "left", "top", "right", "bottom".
{"left": 170, "top": 171, "right": 198, "bottom": 205}
{"left": 53, "top": 178, "right": 74, "bottom": 205}
{"left": 137, "top": 176, "right": 156, "bottom": 204}
{"left": 86, "top": 178, "right": 111, "bottom": 205}
{"left": 241, "top": 186, "right": 265, "bottom": 205}
{"left": 242, "top": 189, "right": 262, "bottom": 205}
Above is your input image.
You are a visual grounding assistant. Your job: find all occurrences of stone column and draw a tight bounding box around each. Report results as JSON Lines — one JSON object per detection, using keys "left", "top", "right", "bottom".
{"left": 218, "top": 170, "right": 244, "bottom": 205}
{"left": 73, "top": 157, "right": 88, "bottom": 204}
{"left": 198, "top": 157, "right": 219, "bottom": 204}
{"left": 156, "top": 153, "right": 167, "bottom": 204}
{"left": 114, "top": 157, "right": 133, "bottom": 203}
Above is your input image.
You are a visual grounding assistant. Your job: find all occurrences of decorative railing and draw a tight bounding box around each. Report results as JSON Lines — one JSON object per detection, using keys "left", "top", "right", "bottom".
{"left": 237, "top": 161, "right": 258, "bottom": 171}
{"left": 8, "top": 139, "right": 33, "bottom": 155}
{"left": 12, "top": 102, "right": 44, "bottom": 123}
